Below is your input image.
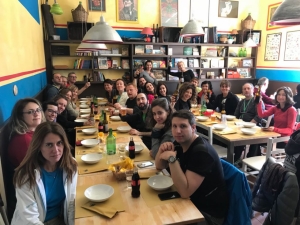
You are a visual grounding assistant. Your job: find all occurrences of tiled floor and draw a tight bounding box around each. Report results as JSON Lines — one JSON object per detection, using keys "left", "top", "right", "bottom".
{"left": 252, "top": 211, "right": 268, "bottom": 225}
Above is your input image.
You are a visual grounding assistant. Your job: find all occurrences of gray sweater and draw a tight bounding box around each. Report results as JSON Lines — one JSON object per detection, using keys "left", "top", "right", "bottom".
{"left": 140, "top": 71, "right": 158, "bottom": 85}
{"left": 151, "top": 128, "right": 174, "bottom": 158}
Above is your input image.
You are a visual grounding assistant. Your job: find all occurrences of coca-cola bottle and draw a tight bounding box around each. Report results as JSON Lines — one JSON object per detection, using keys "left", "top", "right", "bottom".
{"left": 129, "top": 137, "right": 135, "bottom": 159}
{"left": 131, "top": 167, "right": 140, "bottom": 198}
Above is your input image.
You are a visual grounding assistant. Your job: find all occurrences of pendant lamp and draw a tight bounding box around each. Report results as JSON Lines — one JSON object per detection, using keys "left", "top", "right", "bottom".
{"left": 243, "top": 37, "right": 257, "bottom": 47}
{"left": 82, "top": 16, "right": 123, "bottom": 43}
{"left": 270, "top": 0, "right": 300, "bottom": 25}
{"left": 76, "top": 43, "right": 108, "bottom": 52}
{"left": 50, "top": 0, "right": 63, "bottom": 15}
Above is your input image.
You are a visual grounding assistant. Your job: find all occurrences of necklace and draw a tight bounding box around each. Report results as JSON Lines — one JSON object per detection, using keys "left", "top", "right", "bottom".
{"left": 243, "top": 98, "right": 253, "bottom": 112}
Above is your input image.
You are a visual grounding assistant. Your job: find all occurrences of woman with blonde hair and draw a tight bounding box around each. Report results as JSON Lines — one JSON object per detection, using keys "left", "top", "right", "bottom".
{"left": 59, "top": 88, "right": 78, "bottom": 118}
{"left": 167, "top": 61, "right": 195, "bottom": 82}
{"left": 11, "top": 122, "right": 77, "bottom": 225}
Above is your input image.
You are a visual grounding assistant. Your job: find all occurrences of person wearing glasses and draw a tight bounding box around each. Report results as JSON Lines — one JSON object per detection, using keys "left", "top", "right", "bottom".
{"left": 42, "top": 101, "right": 58, "bottom": 122}
{"left": 67, "top": 72, "right": 90, "bottom": 96}
{"left": 4, "top": 98, "right": 45, "bottom": 221}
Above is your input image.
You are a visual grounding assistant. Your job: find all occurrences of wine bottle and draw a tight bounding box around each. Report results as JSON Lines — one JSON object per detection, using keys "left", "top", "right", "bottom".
{"left": 152, "top": 24, "right": 156, "bottom": 43}
{"left": 89, "top": 103, "right": 95, "bottom": 125}
{"left": 201, "top": 101, "right": 207, "bottom": 116}
{"left": 129, "top": 137, "right": 135, "bottom": 159}
{"left": 103, "top": 112, "right": 109, "bottom": 133}
{"left": 255, "top": 86, "right": 261, "bottom": 104}
{"left": 173, "top": 83, "right": 180, "bottom": 102}
{"left": 168, "top": 56, "right": 172, "bottom": 68}
{"left": 155, "top": 24, "right": 159, "bottom": 43}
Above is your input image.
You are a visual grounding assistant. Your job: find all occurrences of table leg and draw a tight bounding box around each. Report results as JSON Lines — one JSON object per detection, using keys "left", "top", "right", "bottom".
{"left": 227, "top": 142, "right": 234, "bottom": 164}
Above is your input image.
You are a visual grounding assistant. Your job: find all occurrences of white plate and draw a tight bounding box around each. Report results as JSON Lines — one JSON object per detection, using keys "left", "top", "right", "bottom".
{"left": 80, "top": 114, "right": 90, "bottom": 118}
{"left": 75, "top": 119, "right": 88, "bottom": 123}
{"left": 241, "top": 128, "right": 256, "bottom": 135}
{"left": 80, "top": 104, "right": 89, "bottom": 109}
{"left": 147, "top": 175, "right": 173, "bottom": 191}
{"left": 125, "top": 144, "right": 143, "bottom": 153}
{"left": 110, "top": 116, "right": 121, "bottom": 121}
{"left": 98, "top": 100, "right": 108, "bottom": 105}
{"left": 80, "top": 109, "right": 90, "bottom": 113}
{"left": 81, "top": 153, "right": 102, "bottom": 164}
{"left": 82, "top": 128, "right": 97, "bottom": 135}
{"left": 213, "top": 124, "right": 226, "bottom": 130}
{"left": 242, "top": 122, "right": 256, "bottom": 128}
{"left": 84, "top": 184, "right": 114, "bottom": 202}
{"left": 226, "top": 115, "right": 236, "bottom": 121}
{"left": 196, "top": 116, "right": 209, "bottom": 122}
{"left": 117, "top": 126, "right": 131, "bottom": 133}
{"left": 79, "top": 101, "right": 88, "bottom": 104}
{"left": 81, "top": 139, "right": 99, "bottom": 148}
{"left": 80, "top": 98, "right": 89, "bottom": 100}
{"left": 97, "top": 97, "right": 104, "bottom": 100}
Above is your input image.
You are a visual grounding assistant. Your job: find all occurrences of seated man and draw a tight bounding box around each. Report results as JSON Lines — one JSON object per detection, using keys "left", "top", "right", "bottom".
{"left": 43, "top": 73, "right": 61, "bottom": 101}
{"left": 120, "top": 93, "right": 152, "bottom": 149}
{"left": 67, "top": 72, "right": 90, "bottom": 95}
{"left": 155, "top": 110, "right": 229, "bottom": 224}
{"left": 234, "top": 83, "right": 262, "bottom": 164}
{"left": 113, "top": 83, "right": 137, "bottom": 115}
{"left": 42, "top": 101, "right": 58, "bottom": 122}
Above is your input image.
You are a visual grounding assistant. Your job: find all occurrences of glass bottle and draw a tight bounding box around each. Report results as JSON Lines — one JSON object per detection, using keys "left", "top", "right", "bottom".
{"left": 131, "top": 167, "right": 140, "bottom": 198}
{"left": 255, "top": 86, "right": 261, "bottom": 104}
{"left": 89, "top": 103, "right": 95, "bottom": 125}
{"left": 221, "top": 104, "right": 227, "bottom": 126}
{"left": 106, "top": 128, "right": 116, "bottom": 155}
{"left": 173, "top": 83, "right": 180, "bottom": 102}
{"left": 243, "top": 48, "right": 247, "bottom": 57}
{"left": 103, "top": 112, "right": 109, "bottom": 133}
{"left": 201, "top": 101, "right": 207, "bottom": 116}
{"left": 129, "top": 137, "right": 135, "bottom": 159}
{"left": 238, "top": 48, "right": 243, "bottom": 57}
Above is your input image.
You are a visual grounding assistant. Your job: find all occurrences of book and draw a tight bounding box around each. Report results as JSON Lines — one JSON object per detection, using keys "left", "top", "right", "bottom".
{"left": 188, "top": 59, "right": 194, "bottom": 67}
{"left": 194, "top": 59, "right": 199, "bottom": 67}
{"left": 121, "top": 47, "right": 128, "bottom": 56}
{"left": 160, "top": 46, "right": 166, "bottom": 54}
{"left": 112, "top": 48, "right": 119, "bottom": 54}
{"left": 107, "top": 59, "right": 112, "bottom": 68}
{"left": 122, "top": 59, "right": 130, "bottom": 69}
{"left": 133, "top": 60, "right": 144, "bottom": 68}
{"left": 112, "top": 60, "right": 118, "bottom": 68}
{"left": 168, "top": 48, "right": 173, "bottom": 55}
{"left": 135, "top": 45, "right": 145, "bottom": 54}
{"left": 98, "top": 57, "right": 108, "bottom": 69}
{"left": 145, "top": 45, "right": 153, "bottom": 54}
{"left": 152, "top": 61, "right": 159, "bottom": 68}
{"left": 159, "top": 61, "right": 166, "bottom": 68}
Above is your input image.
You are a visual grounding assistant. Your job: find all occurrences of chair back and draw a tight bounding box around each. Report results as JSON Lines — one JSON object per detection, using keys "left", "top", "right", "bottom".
{"left": 221, "top": 159, "right": 252, "bottom": 225}
{"left": 265, "top": 136, "right": 290, "bottom": 163}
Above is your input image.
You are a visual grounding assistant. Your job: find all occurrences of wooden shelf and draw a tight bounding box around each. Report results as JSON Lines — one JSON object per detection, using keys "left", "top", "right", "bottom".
{"left": 52, "top": 55, "right": 93, "bottom": 57}
{"left": 52, "top": 68, "right": 92, "bottom": 70}
{"left": 133, "top": 54, "right": 167, "bottom": 58}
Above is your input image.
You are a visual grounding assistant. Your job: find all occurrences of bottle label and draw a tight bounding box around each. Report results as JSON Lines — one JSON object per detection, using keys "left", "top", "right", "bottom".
{"left": 131, "top": 180, "right": 140, "bottom": 186}
{"left": 129, "top": 146, "right": 135, "bottom": 151}
{"left": 98, "top": 125, "right": 103, "bottom": 130}
{"left": 104, "top": 124, "right": 108, "bottom": 132}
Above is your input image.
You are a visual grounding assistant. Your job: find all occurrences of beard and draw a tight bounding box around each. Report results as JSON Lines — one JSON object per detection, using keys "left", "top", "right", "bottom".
{"left": 138, "top": 103, "right": 148, "bottom": 111}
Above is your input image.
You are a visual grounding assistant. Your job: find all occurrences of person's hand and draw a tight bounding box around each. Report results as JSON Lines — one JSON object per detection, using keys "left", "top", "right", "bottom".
{"left": 84, "top": 82, "right": 91, "bottom": 89}
{"left": 154, "top": 123, "right": 165, "bottom": 130}
{"left": 150, "top": 72, "right": 156, "bottom": 79}
{"left": 114, "top": 103, "right": 122, "bottom": 110}
{"left": 129, "top": 129, "right": 140, "bottom": 135}
{"left": 108, "top": 107, "right": 115, "bottom": 113}
{"left": 262, "top": 126, "right": 274, "bottom": 132}
{"left": 250, "top": 119, "right": 256, "bottom": 124}
{"left": 158, "top": 142, "right": 175, "bottom": 154}
{"left": 171, "top": 96, "right": 176, "bottom": 103}
{"left": 134, "top": 70, "right": 140, "bottom": 78}
{"left": 160, "top": 150, "right": 177, "bottom": 161}
{"left": 149, "top": 150, "right": 153, "bottom": 158}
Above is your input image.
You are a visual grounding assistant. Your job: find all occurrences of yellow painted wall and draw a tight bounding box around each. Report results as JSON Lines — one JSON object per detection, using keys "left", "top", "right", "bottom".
{"left": 0, "top": 0, "right": 45, "bottom": 86}
{"left": 257, "top": 0, "right": 300, "bottom": 68}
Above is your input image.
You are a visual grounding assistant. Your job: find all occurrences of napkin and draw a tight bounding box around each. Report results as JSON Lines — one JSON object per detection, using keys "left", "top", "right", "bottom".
{"left": 75, "top": 155, "right": 108, "bottom": 174}
{"left": 82, "top": 201, "right": 123, "bottom": 218}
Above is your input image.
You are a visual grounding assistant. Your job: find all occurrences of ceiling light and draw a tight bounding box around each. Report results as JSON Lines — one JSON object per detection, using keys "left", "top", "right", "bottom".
{"left": 50, "top": 0, "right": 63, "bottom": 15}
{"left": 270, "top": 0, "right": 300, "bottom": 25}
{"left": 243, "top": 37, "right": 257, "bottom": 47}
{"left": 181, "top": 20, "right": 205, "bottom": 37}
{"left": 76, "top": 43, "right": 108, "bottom": 52}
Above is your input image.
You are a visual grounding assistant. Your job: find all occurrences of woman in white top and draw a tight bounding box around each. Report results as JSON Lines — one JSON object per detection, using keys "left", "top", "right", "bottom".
{"left": 114, "top": 79, "right": 128, "bottom": 108}
{"left": 11, "top": 122, "right": 77, "bottom": 225}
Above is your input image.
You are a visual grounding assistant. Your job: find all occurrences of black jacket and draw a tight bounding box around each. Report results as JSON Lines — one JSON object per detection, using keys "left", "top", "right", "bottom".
{"left": 294, "top": 94, "right": 300, "bottom": 109}
{"left": 214, "top": 92, "right": 239, "bottom": 115}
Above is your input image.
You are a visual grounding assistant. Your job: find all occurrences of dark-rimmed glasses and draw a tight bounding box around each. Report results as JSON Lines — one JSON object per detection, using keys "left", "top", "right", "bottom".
{"left": 23, "top": 108, "right": 42, "bottom": 115}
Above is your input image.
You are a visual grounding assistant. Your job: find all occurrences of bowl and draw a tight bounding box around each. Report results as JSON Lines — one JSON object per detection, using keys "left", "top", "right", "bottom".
{"left": 196, "top": 116, "right": 209, "bottom": 122}
{"left": 125, "top": 144, "right": 143, "bottom": 153}
{"left": 226, "top": 115, "right": 236, "bottom": 121}
{"left": 242, "top": 122, "right": 256, "bottom": 128}
{"left": 97, "top": 97, "right": 104, "bottom": 100}
{"left": 75, "top": 119, "right": 88, "bottom": 123}
{"left": 227, "top": 39, "right": 234, "bottom": 44}
{"left": 98, "top": 100, "right": 108, "bottom": 105}
{"left": 84, "top": 184, "right": 114, "bottom": 202}
{"left": 147, "top": 175, "right": 174, "bottom": 191}
{"left": 79, "top": 101, "right": 88, "bottom": 104}
{"left": 80, "top": 104, "right": 89, "bottom": 109}
{"left": 81, "top": 153, "right": 102, "bottom": 164}
{"left": 80, "top": 109, "right": 90, "bottom": 113}
{"left": 241, "top": 128, "right": 256, "bottom": 135}
{"left": 82, "top": 128, "right": 97, "bottom": 135}
{"left": 81, "top": 139, "right": 100, "bottom": 148}
{"left": 110, "top": 116, "right": 121, "bottom": 121}
{"left": 213, "top": 124, "right": 226, "bottom": 130}
{"left": 117, "top": 126, "right": 131, "bottom": 133}
{"left": 80, "top": 114, "right": 90, "bottom": 118}
{"left": 80, "top": 98, "right": 89, "bottom": 101}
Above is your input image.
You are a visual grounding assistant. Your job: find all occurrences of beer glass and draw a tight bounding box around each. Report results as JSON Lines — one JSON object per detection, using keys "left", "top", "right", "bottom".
{"left": 120, "top": 106, "right": 127, "bottom": 116}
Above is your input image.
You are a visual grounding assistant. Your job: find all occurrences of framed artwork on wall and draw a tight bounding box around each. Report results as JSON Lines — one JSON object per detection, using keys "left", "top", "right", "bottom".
{"left": 266, "top": 2, "right": 283, "bottom": 30}
{"left": 264, "top": 33, "right": 281, "bottom": 61}
{"left": 160, "top": 0, "right": 178, "bottom": 27}
{"left": 284, "top": 30, "right": 300, "bottom": 61}
{"left": 87, "top": 0, "right": 106, "bottom": 11}
{"left": 218, "top": 0, "right": 239, "bottom": 18}
{"left": 116, "top": 0, "right": 139, "bottom": 23}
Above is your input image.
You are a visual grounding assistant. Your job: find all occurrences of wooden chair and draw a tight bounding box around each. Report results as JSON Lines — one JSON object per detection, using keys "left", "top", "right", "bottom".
{"left": 242, "top": 136, "right": 290, "bottom": 173}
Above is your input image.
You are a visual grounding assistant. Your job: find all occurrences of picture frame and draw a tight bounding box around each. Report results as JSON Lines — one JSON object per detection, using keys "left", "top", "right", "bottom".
{"left": 218, "top": 0, "right": 239, "bottom": 18}
{"left": 122, "top": 59, "right": 130, "bottom": 69}
{"left": 241, "top": 59, "right": 253, "bottom": 67}
{"left": 87, "top": 0, "right": 106, "bottom": 11}
{"left": 237, "top": 68, "right": 251, "bottom": 78}
{"left": 266, "top": 2, "right": 283, "bottom": 30}
{"left": 160, "top": 0, "right": 178, "bottom": 27}
{"left": 121, "top": 47, "right": 129, "bottom": 56}
{"left": 284, "top": 30, "right": 300, "bottom": 61}
{"left": 116, "top": 0, "right": 139, "bottom": 23}
{"left": 264, "top": 33, "right": 281, "bottom": 61}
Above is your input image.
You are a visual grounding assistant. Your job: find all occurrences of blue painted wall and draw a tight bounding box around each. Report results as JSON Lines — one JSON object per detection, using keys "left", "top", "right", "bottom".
{"left": 18, "top": 0, "right": 40, "bottom": 24}
{"left": 256, "top": 69, "right": 300, "bottom": 83}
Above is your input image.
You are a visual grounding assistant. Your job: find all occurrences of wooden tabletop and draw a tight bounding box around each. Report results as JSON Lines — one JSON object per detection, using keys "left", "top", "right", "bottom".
{"left": 75, "top": 171, "right": 204, "bottom": 225}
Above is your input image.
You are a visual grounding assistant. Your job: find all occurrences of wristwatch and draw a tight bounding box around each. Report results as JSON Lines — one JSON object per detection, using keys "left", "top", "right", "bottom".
{"left": 168, "top": 156, "right": 178, "bottom": 164}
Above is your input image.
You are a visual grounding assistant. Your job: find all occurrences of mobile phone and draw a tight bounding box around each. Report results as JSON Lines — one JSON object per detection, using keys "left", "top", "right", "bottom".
{"left": 158, "top": 192, "right": 181, "bottom": 201}
{"left": 137, "top": 161, "right": 154, "bottom": 168}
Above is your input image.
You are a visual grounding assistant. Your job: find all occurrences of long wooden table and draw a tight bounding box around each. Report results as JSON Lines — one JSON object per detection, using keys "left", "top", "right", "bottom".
{"left": 75, "top": 116, "right": 205, "bottom": 225}
{"left": 196, "top": 115, "right": 281, "bottom": 163}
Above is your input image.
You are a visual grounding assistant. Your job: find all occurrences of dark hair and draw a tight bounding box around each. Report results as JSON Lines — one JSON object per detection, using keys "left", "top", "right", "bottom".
{"left": 137, "top": 92, "right": 148, "bottom": 100}
{"left": 156, "top": 83, "right": 169, "bottom": 97}
{"left": 172, "top": 110, "right": 196, "bottom": 126}
{"left": 201, "top": 80, "right": 213, "bottom": 91}
{"left": 296, "top": 84, "right": 300, "bottom": 95}
{"left": 138, "top": 77, "right": 146, "bottom": 87}
{"left": 275, "top": 86, "right": 295, "bottom": 105}
{"left": 67, "top": 72, "right": 76, "bottom": 77}
{"left": 150, "top": 98, "right": 173, "bottom": 130}
{"left": 104, "top": 79, "right": 114, "bottom": 86}
{"left": 220, "top": 80, "right": 231, "bottom": 88}
{"left": 144, "top": 60, "right": 153, "bottom": 71}
{"left": 145, "top": 82, "right": 156, "bottom": 94}
{"left": 53, "top": 94, "right": 68, "bottom": 104}
{"left": 179, "top": 83, "right": 196, "bottom": 101}
{"left": 42, "top": 101, "right": 58, "bottom": 112}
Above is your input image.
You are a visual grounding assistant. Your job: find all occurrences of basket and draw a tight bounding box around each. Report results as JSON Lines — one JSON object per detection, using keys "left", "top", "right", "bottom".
{"left": 112, "top": 170, "right": 127, "bottom": 181}
{"left": 71, "top": 2, "right": 88, "bottom": 22}
{"left": 241, "top": 13, "right": 256, "bottom": 30}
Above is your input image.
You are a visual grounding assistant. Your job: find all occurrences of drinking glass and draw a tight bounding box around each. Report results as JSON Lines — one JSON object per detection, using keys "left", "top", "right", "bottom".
{"left": 118, "top": 143, "right": 126, "bottom": 160}
{"left": 125, "top": 170, "right": 133, "bottom": 190}
{"left": 211, "top": 114, "right": 216, "bottom": 122}
{"left": 120, "top": 106, "right": 127, "bottom": 116}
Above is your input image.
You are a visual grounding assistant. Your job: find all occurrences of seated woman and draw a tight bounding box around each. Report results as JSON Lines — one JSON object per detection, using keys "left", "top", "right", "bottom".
{"left": 145, "top": 82, "right": 156, "bottom": 104}
{"left": 59, "top": 88, "right": 78, "bottom": 118}
{"left": 257, "top": 86, "right": 297, "bottom": 148}
{"left": 5, "top": 98, "right": 45, "bottom": 221}
{"left": 137, "top": 60, "right": 158, "bottom": 85}
{"left": 69, "top": 84, "right": 79, "bottom": 112}
{"left": 197, "top": 81, "right": 216, "bottom": 109}
{"left": 114, "top": 79, "right": 128, "bottom": 108}
{"left": 168, "top": 61, "right": 195, "bottom": 82}
{"left": 213, "top": 80, "right": 239, "bottom": 115}
{"left": 174, "top": 83, "right": 196, "bottom": 111}
{"left": 104, "top": 79, "right": 116, "bottom": 105}
{"left": 11, "top": 122, "right": 77, "bottom": 225}
{"left": 149, "top": 98, "right": 174, "bottom": 158}
{"left": 156, "top": 83, "right": 171, "bottom": 102}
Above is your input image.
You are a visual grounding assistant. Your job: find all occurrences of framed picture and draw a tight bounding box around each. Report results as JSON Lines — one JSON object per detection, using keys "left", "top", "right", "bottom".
{"left": 116, "top": 0, "right": 139, "bottom": 23}
{"left": 284, "top": 30, "right": 300, "bottom": 61}
{"left": 266, "top": 2, "right": 283, "bottom": 30}
{"left": 87, "top": 0, "right": 106, "bottom": 11}
{"left": 122, "top": 59, "right": 130, "bottom": 69}
{"left": 218, "top": 0, "right": 239, "bottom": 18}
{"left": 264, "top": 33, "right": 281, "bottom": 61}
{"left": 241, "top": 59, "right": 253, "bottom": 67}
{"left": 121, "top": 47, "right": 128, "bottom": 56}
{"left": 160, "top": 0, "right": 178, "bottom": 27}
{"left": 237, "top": 68, "right": 251, "bottom": 78}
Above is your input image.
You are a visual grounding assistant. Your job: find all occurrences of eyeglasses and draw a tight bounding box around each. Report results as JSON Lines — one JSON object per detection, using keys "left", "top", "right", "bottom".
{"left": 23, "top": 108, "right": 42, "bottom": 115}
{"left": 47, "top": 109, "right": 58, "bottom": 114}
{"left": 69, "top": 76, "right": 77, "bottom": 78}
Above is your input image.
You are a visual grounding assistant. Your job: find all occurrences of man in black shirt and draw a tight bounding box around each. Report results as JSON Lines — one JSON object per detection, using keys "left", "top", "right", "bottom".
{"left": 114, "top": 83, "right": 137, "bottom": 115}
{"left": 155, "top": 110, "right": 229, "bottom": 224}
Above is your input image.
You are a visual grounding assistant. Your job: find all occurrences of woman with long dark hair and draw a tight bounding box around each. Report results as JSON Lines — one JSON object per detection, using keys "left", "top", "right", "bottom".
{"left": 145, "top": 82, "right": 156, "bottom": 104}
{"left": 156, "top": 83, "right": 171, "bottom": 102}
{"left": 197, "top": 81, "right": 216, "bottom": 109}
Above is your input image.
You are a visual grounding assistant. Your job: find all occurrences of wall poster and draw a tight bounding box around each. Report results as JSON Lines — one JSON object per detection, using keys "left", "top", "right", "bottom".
{"left": 284, "top": 30, "right": 300, "bottom": 61}
{"left": 160, "top": 0, "right": 178, "bottom": 27}
{"left": 264, "top": 33, "right": 282, "bottom": 61}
